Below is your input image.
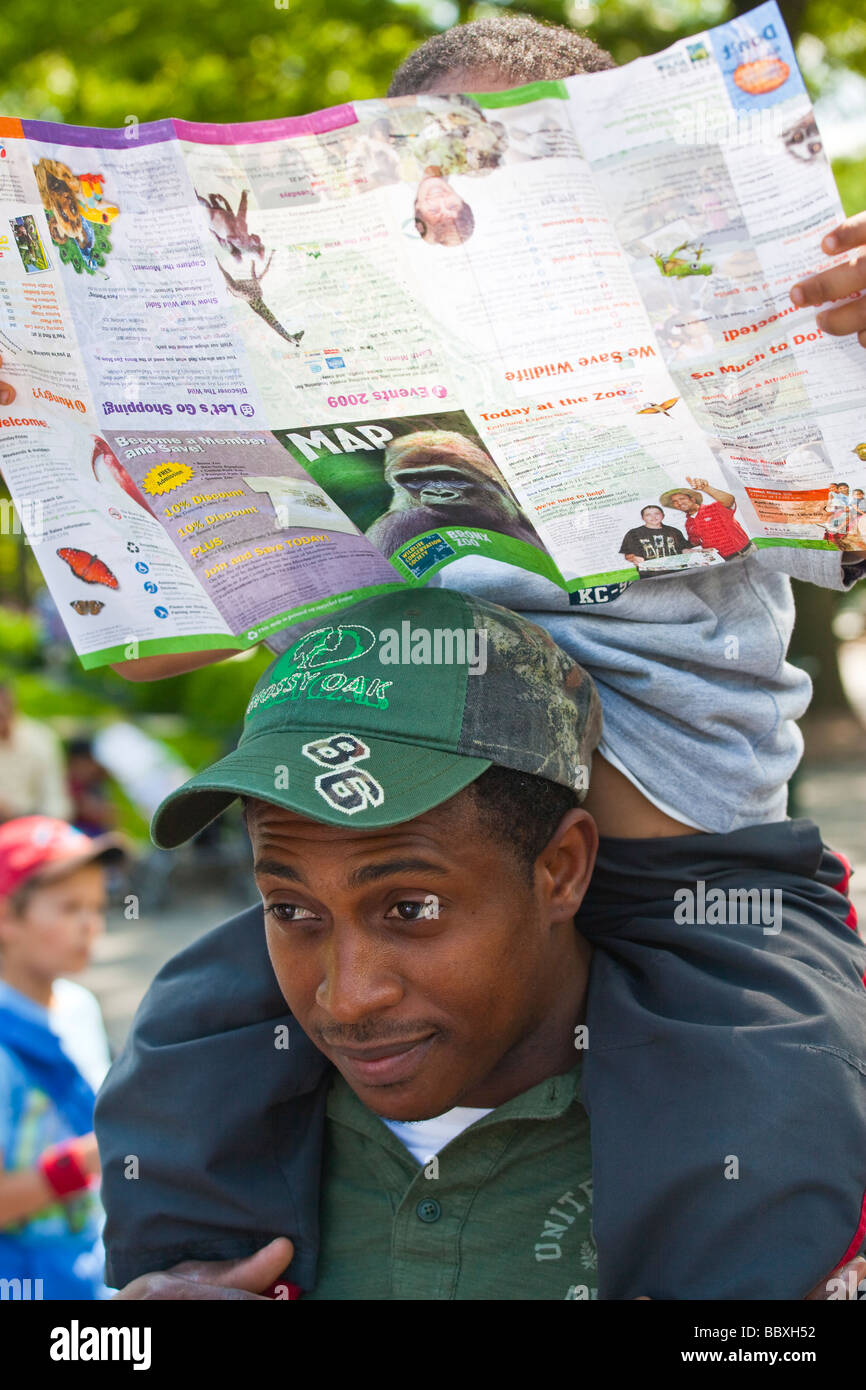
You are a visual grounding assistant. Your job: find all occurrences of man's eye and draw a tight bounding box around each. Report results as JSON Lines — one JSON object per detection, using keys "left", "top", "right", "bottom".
{"left": 386, "top": 896, "right": 440, "bottom": 922}
{"left": 267, "top": 903, "right": 318, "bottom": 923}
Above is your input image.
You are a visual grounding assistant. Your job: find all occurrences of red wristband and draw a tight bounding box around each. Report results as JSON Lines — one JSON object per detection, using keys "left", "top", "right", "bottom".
{"left": 38, "top": 1139, "right": 91, "bottom": 1198}
{"left": 262, "top": 1280, "right": 303, "bottom": 1300}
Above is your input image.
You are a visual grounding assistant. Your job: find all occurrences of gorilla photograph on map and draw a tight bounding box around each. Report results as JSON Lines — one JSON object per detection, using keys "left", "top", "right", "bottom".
{"left": 274, "top": 409, "right": 546, "bottom": 567}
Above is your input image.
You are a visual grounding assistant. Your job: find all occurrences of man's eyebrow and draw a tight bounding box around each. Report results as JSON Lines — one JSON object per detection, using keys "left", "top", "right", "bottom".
{"left": 348, "top": 858, "right": 449, "bottom": 888}
{"left": 254, "top": 858, "right": 305, "bottom": 883}
{"left": 252, "top": 857, "right": 450, "bottom": 887}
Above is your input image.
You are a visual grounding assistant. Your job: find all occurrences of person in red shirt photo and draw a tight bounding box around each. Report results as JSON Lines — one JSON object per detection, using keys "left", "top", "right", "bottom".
{"left": 659, "top": 476, "right": 752, "bottom": 560}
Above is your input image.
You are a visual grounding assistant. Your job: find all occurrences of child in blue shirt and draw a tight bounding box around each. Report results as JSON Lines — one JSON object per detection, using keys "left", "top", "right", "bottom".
{"left": 0, "top": 816, "right": 123, "bottom": 1299}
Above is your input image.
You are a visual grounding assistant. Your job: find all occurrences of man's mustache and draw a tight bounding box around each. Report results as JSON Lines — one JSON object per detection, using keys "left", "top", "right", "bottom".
{"left": 317, "top": 1020, "right": 441, "bottom": 1048}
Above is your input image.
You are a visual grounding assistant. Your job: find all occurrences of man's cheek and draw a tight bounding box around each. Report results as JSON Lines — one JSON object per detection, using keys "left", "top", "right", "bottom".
{"left": 264, "top": 931, "right": 311, "bottom": 1009}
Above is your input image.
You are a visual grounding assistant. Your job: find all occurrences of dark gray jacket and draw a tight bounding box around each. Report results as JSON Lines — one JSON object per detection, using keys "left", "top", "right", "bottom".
{"left": 96, "top": 819, "right": 866, "bottom": 1298}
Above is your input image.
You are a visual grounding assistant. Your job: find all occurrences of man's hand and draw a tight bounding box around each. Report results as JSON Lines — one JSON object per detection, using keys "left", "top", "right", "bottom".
{"left": 686, "top": 476, "right": 735, "bottom": 508}
{"left": 791, "top": 213, "right": 866, "bottom": 345}
{"left": 0, "top": 354, "right": 15, "bottom": 407}
{"left": 112, "top": 1236, "right": 295, "bottom": 1301}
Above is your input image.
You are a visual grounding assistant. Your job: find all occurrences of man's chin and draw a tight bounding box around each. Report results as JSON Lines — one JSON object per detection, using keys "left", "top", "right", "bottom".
{"left": 329, "top": 1038, "right": 464, "bottom": 1121}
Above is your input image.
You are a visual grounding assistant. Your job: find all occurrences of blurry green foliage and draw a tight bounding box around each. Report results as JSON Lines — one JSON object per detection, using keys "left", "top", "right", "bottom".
{"left": 0, "top": 596, "right": 272, "bottom": 760}
{"left": 835, "top": 159, "right": 866, "bottom": 219}
{"left": 0, "top": 0, "right": 431, "bottom": 127}
{"left": 0, "top": 0, "right": 862, "bottom": 129}
{"left": 0, "top": 604, "right": 40, "bottom": 662}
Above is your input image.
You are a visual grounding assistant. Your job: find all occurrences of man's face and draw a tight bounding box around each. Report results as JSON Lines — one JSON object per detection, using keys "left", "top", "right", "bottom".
{"left": 669, "top": 491, "right": 698, "bottom": 513}
{"left": 642, "top": 507, "right": 664, "bottom": 528}
{"left": 248, "top": 791, "right": 594, "bottom": 1121}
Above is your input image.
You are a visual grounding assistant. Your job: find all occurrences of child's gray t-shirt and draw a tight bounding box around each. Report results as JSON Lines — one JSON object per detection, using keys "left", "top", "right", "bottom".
{"left": 433, "top": 546, "right": 863, "bottom": 833}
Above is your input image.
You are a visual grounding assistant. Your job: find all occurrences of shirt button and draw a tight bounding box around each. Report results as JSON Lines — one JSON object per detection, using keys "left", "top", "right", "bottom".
{"left": 416, "top": 1198, "right": 441, "bottom": 1223}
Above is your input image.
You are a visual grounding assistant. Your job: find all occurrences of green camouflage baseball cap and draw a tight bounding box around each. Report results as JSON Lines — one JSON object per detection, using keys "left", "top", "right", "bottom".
{"left": 151, "top": 587, "right": 602, "bottom": 847}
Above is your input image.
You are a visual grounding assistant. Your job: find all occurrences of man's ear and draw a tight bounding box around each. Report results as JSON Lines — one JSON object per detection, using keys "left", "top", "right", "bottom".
{"left": 536, "top": 808, "right": 598, "bottom": 922}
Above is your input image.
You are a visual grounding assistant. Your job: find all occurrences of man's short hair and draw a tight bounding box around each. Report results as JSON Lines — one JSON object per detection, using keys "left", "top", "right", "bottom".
{"left": 464, "top": 763, "right": 580, "bottom": 872}
{"left": 641, "top": 504, "right": 664, "bottom": 518}
{"left": 388, "top": 13, "right": 616, "bottom": 96}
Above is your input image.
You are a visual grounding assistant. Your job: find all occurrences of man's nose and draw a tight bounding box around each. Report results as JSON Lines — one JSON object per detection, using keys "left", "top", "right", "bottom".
{"left": 316, "top": 928, "right": 403, "bottom": 1023}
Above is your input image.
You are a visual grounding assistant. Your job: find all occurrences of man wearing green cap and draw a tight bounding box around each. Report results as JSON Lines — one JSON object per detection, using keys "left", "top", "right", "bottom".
{"left": 107, "top": 587, "right": 605, "bottom": 1300}
{"left": 97, "top": 587, "right": 866, "bottom": 1301}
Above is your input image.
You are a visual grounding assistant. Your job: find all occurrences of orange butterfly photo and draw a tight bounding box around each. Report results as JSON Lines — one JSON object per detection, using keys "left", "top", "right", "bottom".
{"left": 637, "top": 397, "right": 679, "bottom": 418}
{"left": 57, "top": 547, "right": 119, "bottom": 589}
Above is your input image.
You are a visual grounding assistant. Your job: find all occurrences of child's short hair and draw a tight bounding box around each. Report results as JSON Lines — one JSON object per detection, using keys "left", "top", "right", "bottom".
{"left": 388, "top": 14, "right": 616, "bottom": 96}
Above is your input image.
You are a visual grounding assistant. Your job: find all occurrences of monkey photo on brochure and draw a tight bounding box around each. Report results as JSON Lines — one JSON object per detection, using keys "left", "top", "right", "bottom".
{"left": 275, "top": 410, "right": 545, "bottom": 559}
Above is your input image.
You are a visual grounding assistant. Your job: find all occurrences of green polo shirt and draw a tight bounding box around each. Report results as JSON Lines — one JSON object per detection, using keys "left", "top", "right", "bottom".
{"left": 304, "top": 1063, "right": 596, "bottom": 1300}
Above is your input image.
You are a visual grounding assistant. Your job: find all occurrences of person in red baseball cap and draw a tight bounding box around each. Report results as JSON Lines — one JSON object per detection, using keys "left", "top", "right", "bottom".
{"left": 0, "top": 817, "right": 125, "bottom": 1298}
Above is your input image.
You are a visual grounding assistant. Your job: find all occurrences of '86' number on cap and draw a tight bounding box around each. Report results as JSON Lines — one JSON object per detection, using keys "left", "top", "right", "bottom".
{"left": 302, "top": 734, "right": 385, "bottom": 815}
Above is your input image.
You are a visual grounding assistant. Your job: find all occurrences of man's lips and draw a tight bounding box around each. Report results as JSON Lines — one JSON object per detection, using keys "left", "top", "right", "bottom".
{"left": 329, "top": 1034, "right": 437, "bottom": 1086}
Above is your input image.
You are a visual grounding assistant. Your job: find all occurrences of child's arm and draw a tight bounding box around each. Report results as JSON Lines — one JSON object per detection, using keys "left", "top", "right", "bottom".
{"left": 111, "top": 647, "right": 245, "bottom": 683}
{"left": 0, "top": 1132, "right": 100, "bottom": 1227}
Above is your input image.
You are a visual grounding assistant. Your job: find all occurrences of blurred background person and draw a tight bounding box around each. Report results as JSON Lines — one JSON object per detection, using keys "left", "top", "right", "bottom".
{"left": 65, "top": 739, "right": 116, "bottom": 840}
{"left": 0, "top": 682, "right": 71, "bottom": 823}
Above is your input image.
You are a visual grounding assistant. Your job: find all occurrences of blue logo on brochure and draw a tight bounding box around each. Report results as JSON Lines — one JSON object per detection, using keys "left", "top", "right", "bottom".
{"left": 325, "top": 356, "right": 345, "bottom": 369}
{"left": 396, "top": 533, "right": 455, "bottom": 579}
{"left": 709, "top": 0, "right": 805, "bottom": 110}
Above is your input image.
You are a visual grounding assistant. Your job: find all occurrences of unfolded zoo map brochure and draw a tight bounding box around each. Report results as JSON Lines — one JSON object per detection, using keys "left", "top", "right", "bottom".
{"left": 0, "top": 1, "right": 863, "bottom": 669}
